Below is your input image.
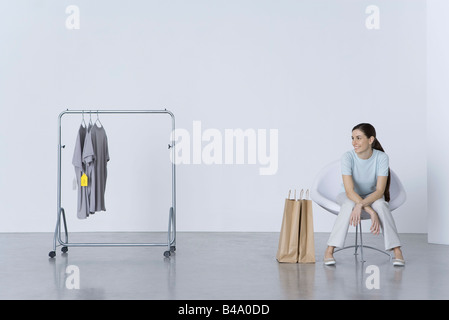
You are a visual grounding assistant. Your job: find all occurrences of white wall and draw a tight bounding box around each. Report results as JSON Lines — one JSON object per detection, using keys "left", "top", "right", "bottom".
{"left": 0, "top": 0, "right": 427, "bottom": 233}
{"left": 427, "top": 0, "right": 449, "bottom": 245}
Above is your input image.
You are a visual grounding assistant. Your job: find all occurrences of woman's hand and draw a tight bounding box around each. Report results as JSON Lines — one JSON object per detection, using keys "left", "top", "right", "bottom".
{"left": 369, "top": 212, "right": 381, "bottom": 235}
{"left": 364, "top": 206, "right": 381, "bottom": 235}
{"left": 349, "top": 203, "right": 363, "bottom": 227}
{"left": 350, "top": 204, "right": 381, "bottom": 235}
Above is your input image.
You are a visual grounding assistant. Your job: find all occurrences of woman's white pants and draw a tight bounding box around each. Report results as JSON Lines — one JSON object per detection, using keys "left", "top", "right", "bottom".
{"left": 327, "top": 193, "right": 401, "bottom": 251}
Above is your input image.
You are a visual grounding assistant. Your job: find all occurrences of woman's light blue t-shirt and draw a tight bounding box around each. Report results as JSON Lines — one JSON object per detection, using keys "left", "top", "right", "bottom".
{"left": 341, "top": 149, "right": 389, "bottom": 197}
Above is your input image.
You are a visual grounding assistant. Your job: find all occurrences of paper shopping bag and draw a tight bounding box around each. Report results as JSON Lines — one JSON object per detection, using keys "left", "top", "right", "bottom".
{"left": 276, "top": 190, "right": 301, "bottom": 263}
{"left": 298, "top": 190, "right": 316, "bottom": 263}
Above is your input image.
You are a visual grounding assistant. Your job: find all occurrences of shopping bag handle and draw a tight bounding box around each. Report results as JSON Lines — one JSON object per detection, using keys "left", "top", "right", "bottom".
{"left": 288, "top": 189, "right": 306, "bottom": 200}
{"left": 287, "top": 189, "right": 296, "bottom": 200}
{"left": 287, "top": 189, "right": 309, "bottom": 200}
{"left": 304, "top": 189, "right": 309, "bottom": 200}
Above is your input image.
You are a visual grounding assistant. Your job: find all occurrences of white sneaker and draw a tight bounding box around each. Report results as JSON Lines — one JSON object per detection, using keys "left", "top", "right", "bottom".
{"left": 324, "top": 257, "right": 336, "bottom": 266}
{"left": 392, "top": 258, "right": 405, "bottom": 267}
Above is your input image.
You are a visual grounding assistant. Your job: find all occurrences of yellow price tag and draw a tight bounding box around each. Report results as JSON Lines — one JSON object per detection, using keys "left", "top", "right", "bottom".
{"left": 80, "top": 173, "right": 88, "bottom": 187}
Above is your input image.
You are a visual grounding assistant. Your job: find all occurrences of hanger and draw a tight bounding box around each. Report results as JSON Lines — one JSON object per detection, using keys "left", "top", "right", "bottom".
{"left": 89, "top": 110, "right": 93, "bottom": 126}
{"left": 95, "top": 110, "right": 103, "bottom": 127}
{"left": 81, "top": 110, "right": 87, "bottom": 128}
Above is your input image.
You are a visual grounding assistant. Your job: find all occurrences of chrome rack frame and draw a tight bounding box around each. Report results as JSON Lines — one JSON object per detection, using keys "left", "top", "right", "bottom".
{"left": 49, "top": 109, "right": 176, "bottom": 258}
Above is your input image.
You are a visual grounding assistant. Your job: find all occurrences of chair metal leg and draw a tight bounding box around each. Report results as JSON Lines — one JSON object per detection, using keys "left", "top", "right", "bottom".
{"left": 333, "top": 221, "right": 391, "bottom": 262}
{"left": 359, "top": 222, "right": 365, "bottom": 262}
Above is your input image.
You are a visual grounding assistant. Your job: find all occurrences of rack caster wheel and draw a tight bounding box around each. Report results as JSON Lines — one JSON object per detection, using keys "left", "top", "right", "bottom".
{"left": 164, "top": 251, "right": 171, "bottom": 257}
{"left": 61, "top": 247, "right": 68, "bottom": 254}
{"left": 49, "top": 251, "right": 56, "bottom": 258}
{"left": 170, "top": 246, "right": 176, "bottom": 252}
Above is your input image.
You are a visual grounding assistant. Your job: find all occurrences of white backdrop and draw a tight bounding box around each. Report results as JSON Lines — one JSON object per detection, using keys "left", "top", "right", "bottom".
{"left": 0, "top": 0, "right": 426, "bottom": 233}
{"left": 427, "top": 0, "right": 449, "bottom": 245}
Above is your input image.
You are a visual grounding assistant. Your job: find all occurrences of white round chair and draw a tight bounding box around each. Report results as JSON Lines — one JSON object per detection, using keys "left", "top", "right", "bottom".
{"left": 311, "top": 160, "right": 406, "bottom": 261}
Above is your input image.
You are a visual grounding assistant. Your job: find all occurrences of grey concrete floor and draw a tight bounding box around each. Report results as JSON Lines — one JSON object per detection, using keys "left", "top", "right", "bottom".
{"left": 1, "top": 232, "right": 448, "bottom": 300}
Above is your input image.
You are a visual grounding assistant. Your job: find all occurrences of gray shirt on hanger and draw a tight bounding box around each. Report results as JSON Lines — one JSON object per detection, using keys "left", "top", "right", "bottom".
{"left": 72, "top": 124, "right": 95, "bottom": 219}
{"left": 89, "top": 123, "right": 110, "bottom": 213}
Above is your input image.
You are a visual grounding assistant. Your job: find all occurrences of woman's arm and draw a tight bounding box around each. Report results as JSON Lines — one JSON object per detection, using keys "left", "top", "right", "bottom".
{"left": 342, "top": 175, "right": 363, "bottom": 204}
{"left": 342, "top": 174, "right": 385, "bottom": 234}
{"left": 360, "top": 175, "right": 388, "bottom": 207}
{"left": 342, "top": 175, "right": 387, "bottom": 207}
{"left": 342, "top": 175, "right": 364, "bottom": 227}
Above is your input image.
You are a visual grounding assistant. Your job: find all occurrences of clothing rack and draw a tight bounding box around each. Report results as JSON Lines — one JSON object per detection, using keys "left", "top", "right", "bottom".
{"left": 49, "top": 109, "right": 177, "bottom": 258}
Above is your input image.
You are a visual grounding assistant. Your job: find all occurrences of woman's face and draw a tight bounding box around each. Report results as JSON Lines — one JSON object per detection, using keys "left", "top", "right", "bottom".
{"left": 352, "top": 129, "right": 374, "bottom": 155}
